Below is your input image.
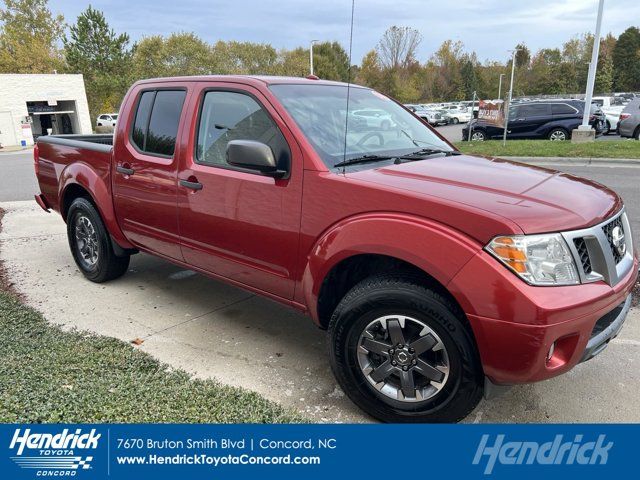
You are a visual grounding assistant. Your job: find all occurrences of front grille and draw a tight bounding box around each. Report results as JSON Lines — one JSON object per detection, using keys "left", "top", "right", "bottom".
{"left": 573, "top": 237, "right": 592, "bottom": 274}
{"left": 602, "top": 216, "right": 625, "bottom": 264}
{"left": 590, "top": 301, "right": 625, "bottom": 339}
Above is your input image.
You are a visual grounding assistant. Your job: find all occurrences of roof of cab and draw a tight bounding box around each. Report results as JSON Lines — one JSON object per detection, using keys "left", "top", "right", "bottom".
{"left": 133, "top": 75, "right": 365, "bottom": 88}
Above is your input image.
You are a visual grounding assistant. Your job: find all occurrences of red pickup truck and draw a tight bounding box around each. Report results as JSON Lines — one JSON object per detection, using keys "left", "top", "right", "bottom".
{"left": 34, "top": 76, "right": 637, "bottom": 422}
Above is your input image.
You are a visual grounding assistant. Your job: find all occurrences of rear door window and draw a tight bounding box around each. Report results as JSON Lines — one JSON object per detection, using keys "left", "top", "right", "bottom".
{"left": 130, "top": 89, "right": 186, "bottom": 157}
{"left": 551, "top": 103, "right": 578, "bottom": 115}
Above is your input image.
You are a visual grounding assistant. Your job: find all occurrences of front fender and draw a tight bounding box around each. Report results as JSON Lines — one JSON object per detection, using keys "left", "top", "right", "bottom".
{"left": 59, "top": 162, "right": 132, "bottom": 248}
{"left": 300, "top": 212, "right": 482, "bottom": 324}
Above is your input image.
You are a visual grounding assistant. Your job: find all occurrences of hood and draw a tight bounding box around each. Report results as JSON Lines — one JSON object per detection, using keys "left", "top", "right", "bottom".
{"left": 351, "top": 154, "right": 621, "bottom": 235}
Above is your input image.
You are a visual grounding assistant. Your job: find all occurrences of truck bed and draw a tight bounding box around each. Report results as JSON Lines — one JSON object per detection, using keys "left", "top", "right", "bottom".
{"left": 35, "top": 134, "right": 114, "bottom": 214}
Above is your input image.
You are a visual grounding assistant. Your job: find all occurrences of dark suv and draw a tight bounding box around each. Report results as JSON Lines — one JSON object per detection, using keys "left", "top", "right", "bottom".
{"left": 463, "top": 100, "right": 605, "bottom": 141}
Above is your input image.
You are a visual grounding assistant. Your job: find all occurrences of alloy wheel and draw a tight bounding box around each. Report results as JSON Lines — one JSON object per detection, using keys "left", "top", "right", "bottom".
{"left": 549, "top": 130, "right": 567, "bottom": 141}
{"left": 75, "top": 215, "right": 99, "bottom": 267}
{"left": 471, "top": 132, "right": 485, "bottom": 141}
{"left": 357, "top": 315, "right": 450, "bottom": 402}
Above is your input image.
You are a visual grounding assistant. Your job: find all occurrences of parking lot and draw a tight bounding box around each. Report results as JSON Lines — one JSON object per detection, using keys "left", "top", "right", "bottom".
{"left": 436, "top": 122, "right": 627, "bottom": 143}
{"left": 1, "top": 148, "right": 639, "bottom": 422}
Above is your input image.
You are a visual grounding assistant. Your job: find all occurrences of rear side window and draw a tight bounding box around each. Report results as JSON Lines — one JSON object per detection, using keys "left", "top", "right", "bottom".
{"left": 520, "top": 104, "right": 551, "bottom": 117}
{"left": 551, "top": 103, "right": 578, "bottom": 115}
{"left": 130, "top": 89, "right": 186, "bottom": 157}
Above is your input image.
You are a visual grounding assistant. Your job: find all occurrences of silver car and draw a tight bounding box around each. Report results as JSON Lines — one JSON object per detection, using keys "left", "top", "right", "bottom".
{"left": 618, "top": 98, "right": 640, "bottom": 140}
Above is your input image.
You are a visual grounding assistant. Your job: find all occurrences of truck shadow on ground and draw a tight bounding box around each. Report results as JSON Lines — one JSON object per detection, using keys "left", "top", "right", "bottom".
{"left": 117, "top": 254, "right": 557, "bottom": 423}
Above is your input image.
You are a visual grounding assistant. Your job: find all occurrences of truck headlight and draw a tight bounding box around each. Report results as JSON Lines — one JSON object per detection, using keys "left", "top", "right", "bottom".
{"left": 486, "top": 234, "right": 580, "bottom": 286}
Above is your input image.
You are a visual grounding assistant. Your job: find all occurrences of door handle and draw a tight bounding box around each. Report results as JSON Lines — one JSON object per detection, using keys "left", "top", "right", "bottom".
{"left": 179, "top": 179, "right": 203, "bottom": 191}
{"left": 116, "top": 165, "right": 135, "bottom": 176}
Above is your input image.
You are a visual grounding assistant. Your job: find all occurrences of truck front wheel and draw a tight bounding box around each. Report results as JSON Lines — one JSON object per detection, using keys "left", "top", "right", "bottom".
{"left": 66, "top": 197, "right": 130, "bottom": 283}
{"left": 328, "top": 275, "right": 483, "bottom": 422}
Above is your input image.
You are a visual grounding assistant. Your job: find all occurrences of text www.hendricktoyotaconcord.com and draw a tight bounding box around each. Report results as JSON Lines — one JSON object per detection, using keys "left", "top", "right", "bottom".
{"left": 116, "top": 453, "right": 321, "bottom": 467}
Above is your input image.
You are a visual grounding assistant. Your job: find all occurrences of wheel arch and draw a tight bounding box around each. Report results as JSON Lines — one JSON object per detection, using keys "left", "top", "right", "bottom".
{"left": 300, "top": 213, "right": 482, "bottom": 329}
{"left": 58, "top": 164, "right": 132, "bottom": 248}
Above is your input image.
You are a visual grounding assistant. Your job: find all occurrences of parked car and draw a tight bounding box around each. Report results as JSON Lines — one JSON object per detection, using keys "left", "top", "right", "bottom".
{"left": 416, "top": 109, "right": 448, "bottom": 126}
{"left": 462, "top": 100, "right": 604, "bottom": 141}
{"left": 352, "top": 109, "right": 396, "bottom": 130}
{"left": 618, "top": 98, "right": 640, "bottom": 140}
{"left": 444, "top": 107, "right": 472, "bottom": 124}
{"left": 96, "top": 113, "right": 118, "bottom": 127}
{"left": 601, "top": 110, "right": 621, "bottom": 135}
{"left": 591, "top": 96, "right": 627, "bottom": 109}
{"left": 34, "top": 75, "right": 637, "bottom": 423}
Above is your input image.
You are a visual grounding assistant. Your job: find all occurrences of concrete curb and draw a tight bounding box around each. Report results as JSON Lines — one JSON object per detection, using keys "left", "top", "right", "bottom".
{"left": 0, "top": 146, "right": 33, "bottom": 154}
{"left": 501, "top": 156, "right": 640, "bottom": 166}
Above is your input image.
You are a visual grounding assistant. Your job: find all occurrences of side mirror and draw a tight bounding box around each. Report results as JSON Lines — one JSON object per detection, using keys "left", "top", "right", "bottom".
{"left": 226, "top": 140, "right": 286, "bottom": 178}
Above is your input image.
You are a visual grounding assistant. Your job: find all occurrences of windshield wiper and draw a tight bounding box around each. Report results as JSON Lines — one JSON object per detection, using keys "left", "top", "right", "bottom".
{"left": 334, "top": 154, "right": 396, "bottom": 168}
{"left": 400, "top": 148, "right": 461, "bottom": 158}
{"left": 334, "top": 149, "right": 461, "bottom": 169}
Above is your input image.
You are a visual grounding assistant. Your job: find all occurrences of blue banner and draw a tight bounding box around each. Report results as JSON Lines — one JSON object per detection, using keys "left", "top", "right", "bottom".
{"left": 0, "top": 423, "right": 635, "bottom": 479}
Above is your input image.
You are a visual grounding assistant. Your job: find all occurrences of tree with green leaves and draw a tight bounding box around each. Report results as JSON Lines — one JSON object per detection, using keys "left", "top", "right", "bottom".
{"left": 312, "top": 41, "right": 350, "bottom": 81}
{"left": 0, "top": 0, "right": 64, "bottom": 73}
{"left": 132, "top": 33, "right": 213, "bottom": 79}
{"left": 613, "top": 26, "right": 640, "bottom": 91}
{"left": 64, "top": 6, "right": 132, "bottom": 120}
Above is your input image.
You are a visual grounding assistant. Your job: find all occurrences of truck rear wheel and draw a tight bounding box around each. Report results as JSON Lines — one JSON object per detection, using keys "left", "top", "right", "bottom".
{"left": 328, "top": 275, "right": 483, "bottom": 423}
{"left": 66, "top": 197, "right": 130, "bottom": 283}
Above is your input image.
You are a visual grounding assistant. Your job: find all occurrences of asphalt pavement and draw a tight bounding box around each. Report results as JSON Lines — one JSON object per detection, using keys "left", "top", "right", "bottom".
{"left": 0, "top": 149, "right": 38, "bottom": 202}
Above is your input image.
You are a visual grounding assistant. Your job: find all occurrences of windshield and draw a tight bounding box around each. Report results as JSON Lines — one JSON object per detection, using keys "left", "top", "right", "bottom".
{"left": 269, "top": 84, "right": 452, "bottom": 168}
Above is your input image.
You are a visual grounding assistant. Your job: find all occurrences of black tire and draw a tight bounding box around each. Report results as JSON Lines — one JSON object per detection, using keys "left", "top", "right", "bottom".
{"left": 635, "top": 127, "right": 640, "bottom": 141}
{"left": 328, "top": 275, "right": 483, "bottom": 423}
{"left": 548, "top": 127, "right": 569, "bottom": 141}
{"left": 470, "top": 129, "right": 486, "bottom": 141}
{"left": 451, "top": 117, "right": 460, "bottom": 125}
{"left": 66, "top": 197, "right": 130, "bottom": 283}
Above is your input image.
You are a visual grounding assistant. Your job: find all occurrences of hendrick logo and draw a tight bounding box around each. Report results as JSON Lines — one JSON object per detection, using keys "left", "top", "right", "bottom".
{"left": 9, "top": 428, "right": 101, "bottom": 475}
{"left": 473, "top": 434, "right": 613, "bottom": 475}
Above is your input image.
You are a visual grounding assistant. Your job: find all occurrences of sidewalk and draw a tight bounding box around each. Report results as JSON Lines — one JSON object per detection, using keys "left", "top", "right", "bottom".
{"left": 0, "top": 145, "right": 33, "bottom": 154}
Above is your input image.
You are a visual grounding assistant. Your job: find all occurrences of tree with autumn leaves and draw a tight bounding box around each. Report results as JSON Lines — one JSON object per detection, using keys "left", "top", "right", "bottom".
{"left": 1, "top": 0, "right": 639, "bottom": 120}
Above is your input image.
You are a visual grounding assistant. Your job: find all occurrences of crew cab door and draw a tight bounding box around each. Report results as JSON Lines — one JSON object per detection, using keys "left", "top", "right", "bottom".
{"left": 176, "top": 83, "right": 303, "bottom": 299}
{"left": 112, "top": 85, "right": 191, "bottom": 260}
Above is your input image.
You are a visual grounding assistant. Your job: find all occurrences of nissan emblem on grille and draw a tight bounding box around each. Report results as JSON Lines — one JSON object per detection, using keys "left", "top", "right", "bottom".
{"left": 611, "top": 225, "right": 626, "bottom": 257}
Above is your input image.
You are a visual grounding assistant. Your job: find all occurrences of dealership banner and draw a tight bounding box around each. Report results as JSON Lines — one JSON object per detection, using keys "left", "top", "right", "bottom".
{"left": 0, "top": 423, "right": 637, "bottom": 479}
{"left": 478, "top": 99, "right": 506, "bottom": 127}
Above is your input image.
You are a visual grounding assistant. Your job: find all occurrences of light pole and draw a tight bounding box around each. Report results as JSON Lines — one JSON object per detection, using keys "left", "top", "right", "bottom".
{"left": 502, "top": 49, "right": 520, "bottom": 146}
{"left": 498, "top": 73, "right": 506, "bottom": 100}
{"left": 309, "top": 39, "right": 319, "bottom": 76}
{"left": 578, "top": 0, "right": 604, "bottom": 136}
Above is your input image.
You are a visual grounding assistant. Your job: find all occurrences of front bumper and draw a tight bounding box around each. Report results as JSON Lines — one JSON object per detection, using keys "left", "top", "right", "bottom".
{"left": 579, "top": 294, "right": 631, "bottom": 362}
{"left": 449, "top": 250, "right": 638, "bottom": 385}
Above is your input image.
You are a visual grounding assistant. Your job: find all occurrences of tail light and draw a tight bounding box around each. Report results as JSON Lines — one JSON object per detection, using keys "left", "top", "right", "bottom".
{"left": 33, "top": 144, "right": 39, "bottom": 176}
{"left": 620, "top": 113, "right": 631, "bottom": 121}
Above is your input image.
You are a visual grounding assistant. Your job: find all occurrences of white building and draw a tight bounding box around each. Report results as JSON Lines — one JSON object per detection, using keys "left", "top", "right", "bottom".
{"left": 0, "top": 74, "right": 92, "bottom": 148}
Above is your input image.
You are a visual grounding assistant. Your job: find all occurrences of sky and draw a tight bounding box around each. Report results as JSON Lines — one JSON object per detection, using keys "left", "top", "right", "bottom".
{"left": 49, "top": 0, "right": 640, "bottom": 64}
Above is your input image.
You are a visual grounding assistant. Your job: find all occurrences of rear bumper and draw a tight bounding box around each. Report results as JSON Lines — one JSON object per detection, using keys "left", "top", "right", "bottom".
{"left": 449, "top": 250, "right": 638, "bottom": 385}
{"left": 34, "top": 193, "right": 50, "bottom": 212}
{"left": 618, "top": 122, "right": 636, "bottom": 138}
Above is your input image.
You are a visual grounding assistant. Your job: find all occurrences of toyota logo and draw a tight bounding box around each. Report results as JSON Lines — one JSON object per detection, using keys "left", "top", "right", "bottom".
{"left": 611, "top": 225, "right": 626, "bottom": 256}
